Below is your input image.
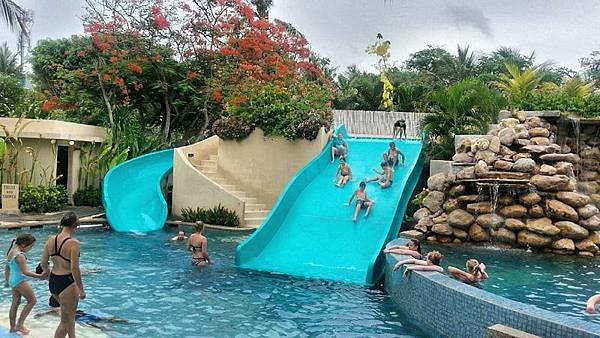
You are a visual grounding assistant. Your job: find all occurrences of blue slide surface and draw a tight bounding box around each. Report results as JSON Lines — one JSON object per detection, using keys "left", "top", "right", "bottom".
{"left": 236, "top": 126, "right": 424, "bottom": 285}
{"left": 103, "top": 149, "right": 173, "bottom": 232}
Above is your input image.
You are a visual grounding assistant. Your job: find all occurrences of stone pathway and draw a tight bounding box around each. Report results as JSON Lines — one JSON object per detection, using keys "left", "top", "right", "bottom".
{"left": 0, "top": 206, "right": 103, "bottom": 229}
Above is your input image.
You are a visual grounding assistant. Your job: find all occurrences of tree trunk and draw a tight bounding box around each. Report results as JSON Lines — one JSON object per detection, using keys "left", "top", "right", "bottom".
{"left": 159, "top": 69, "right": 171, "bottom": 142}
{"left": 96, "top": 69, "right": 114, "bottom": 128}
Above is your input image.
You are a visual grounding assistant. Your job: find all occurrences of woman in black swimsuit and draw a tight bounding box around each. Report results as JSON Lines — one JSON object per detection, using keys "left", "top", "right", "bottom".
{"left": 187, "top": 221, "right": 211, "bottom": 267}
{"left": 39, "top": 211, "right": 85, "bottom": 338}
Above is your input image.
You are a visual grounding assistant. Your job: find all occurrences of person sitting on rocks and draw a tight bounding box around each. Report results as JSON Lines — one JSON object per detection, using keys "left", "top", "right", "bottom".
{"left": 330, "top": 132, "right": 348, "bottom": 163}
{"left": 448, "top": 259, "right": 488, "bottom": 284}
{"left": 345, "top": 181, "right": 373, "bottom": 221}
{"left": 366, "top": 161, "right": 393, "bottom": 189}
{"left": 393, "top": 251, "right": 443, "bottom": 278}
{"left": 333, "top": 156, "right": 353, "bottom": 187}
{"left": 586, "top": 294, "right": 600, "bottom": 314}
{"left": 383, "top": 239, "right": 422, "bottom": 259}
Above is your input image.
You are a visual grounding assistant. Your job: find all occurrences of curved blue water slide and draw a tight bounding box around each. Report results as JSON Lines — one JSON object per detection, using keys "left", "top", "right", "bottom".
{"left": 102, "top": 149, "right": 174, "bottom": 232}
{"left": 236, "top": 125, "right": 424, "bottom": 285}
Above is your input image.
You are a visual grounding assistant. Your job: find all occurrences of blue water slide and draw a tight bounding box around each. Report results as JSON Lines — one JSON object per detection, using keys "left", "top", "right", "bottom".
{"left": 102, "top": 149, "right": 173, "bottom": 232}
{"left": 236, "top": 125, "right": 424, "bottom": 285}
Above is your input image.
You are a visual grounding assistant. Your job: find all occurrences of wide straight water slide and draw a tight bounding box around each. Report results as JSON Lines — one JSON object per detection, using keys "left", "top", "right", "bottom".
{"left": 236, "top": 126, "right": 424, "bottom": 285}
{"left": 103, "top": 149, "right": 173, "bottom": 232}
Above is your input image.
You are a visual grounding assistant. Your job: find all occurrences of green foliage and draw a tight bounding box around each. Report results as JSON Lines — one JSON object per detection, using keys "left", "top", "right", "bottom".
{"left": 212, "top": 116, "right": 255, "bottom": 140}
{"left": 180, "top": 204, "right": 240, "bottom": 227}
{"left": 0, "top": 73, "right": 25, "bottom": 116}
{"left": 580, "top": 50, "right": 600, "bottom": 86}
{"left": 73, "top": 186, "right": 102, "bottom": 207}
{"left": 511, "top": 92, "right": 600, "bottom": 118}
{"left": 493, "top": 64, "right": 543, "bottom": 100}
{"left": 422, "top": 79, "right": 504, "bottom": 159}
{"left": 477, "top": 47, "right": 534, "bottom": 78}
{"left": 405, "top": 45, "right": 455, "bottom": 84}
{"left": 19, "top": 185, "right": 68, "bottom": 213}
{"left": 0, "top": 42, "right": 21, "bottom": 78}
{"left": 410, "top": 189, "right": 428, "bottom": 207}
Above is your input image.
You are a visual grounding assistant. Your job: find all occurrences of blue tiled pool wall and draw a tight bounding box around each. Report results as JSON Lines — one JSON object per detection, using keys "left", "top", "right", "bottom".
{"left": 384, "top": 238, "right": 600, "bottom": 338}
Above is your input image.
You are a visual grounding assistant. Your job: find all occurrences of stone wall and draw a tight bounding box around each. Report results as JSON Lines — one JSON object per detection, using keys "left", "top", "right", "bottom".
{"left": 410, "top": 112, "right": 600, "bottom": 256}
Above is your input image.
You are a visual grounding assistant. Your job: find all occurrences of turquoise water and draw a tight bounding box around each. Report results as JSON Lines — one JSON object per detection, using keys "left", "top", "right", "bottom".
{"left": 238, "top": 137, "right": 423, "bottom": 284}
{"left": 0, "top": 227, "right": 423, "bottom": 337}
{"left": 425, "top": 243, "right": 600, "bottom": 324}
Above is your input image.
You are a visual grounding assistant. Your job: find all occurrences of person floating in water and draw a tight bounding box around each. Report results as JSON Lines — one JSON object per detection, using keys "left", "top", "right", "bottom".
{"left": 333, "top": 156, "right": 353, "bottom": 187}
{"left": 4, "top": 233, "right": 47, "bottom": 335}
{"left": 345, "top": 181, "right": 373, "bottom": 221}
{"left": 330, "top": 132, "right": 348, "bottom": 163}
{"left": 366, "top": 161, "right": 393, "bottom": 189}
{"left": 394, "top": 251, "right": 444, "bottom": 278}
{"left": 383, "top": 239, "right": 422, "bottom": 259}
{"left": 384, "top": 142, "right": 404, "bottom": 168}
{"left": 171, "top": 231, "right": 188, "bottom": 241}
{"left": 393, "top": 119, "right": 406, "bottom": 139}
{"left": 448, "top": 259, "right": 488, "bottom": 284}
{"left": 187, "top": 221, "right": 211, "bottom": 266}
{"left": 35, "top": 305, "right": 128, "bottom": 330}
{"left": 587, "top": 294, "right": 600, "bottom": 314}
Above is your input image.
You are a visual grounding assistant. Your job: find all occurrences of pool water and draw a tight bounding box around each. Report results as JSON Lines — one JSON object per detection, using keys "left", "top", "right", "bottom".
{"left": 0, "top": 227, "right": 424, "bottom": 337}
{"left": 425, "top": 243, "right": 600, "bottom": 324}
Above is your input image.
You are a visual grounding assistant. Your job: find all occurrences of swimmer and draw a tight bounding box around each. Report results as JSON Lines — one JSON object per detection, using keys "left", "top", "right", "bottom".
{"left": 383, "top": 239, "right": 422, "bottom": 259}
{"left": 393, "top": 251, "right": 444, "bottom": 278}
{"left": 384, "top": 142, "right": 404, "bottom": 168}
{"left": 366, "top": 161, "right": 393, "bottom": 189}
{"left": 345, "top": 181, "right": 373, "bottom": 221}
{"left": 333, "top": 156, "right": 353, "bottom": 187}
{"left": 35, "top": 305, "right": 128, "bottom": 330}
{"left": 587, "top": 294, "right": 600, "bottom": 314}
{"left": 448, "top": 259, "right": 489, "bottom": 284}
{"left": 187, "top": 221, "right": 211, "bottom": 266}
{"left": 171, "top": 231, "right": 188, "bottom": 241}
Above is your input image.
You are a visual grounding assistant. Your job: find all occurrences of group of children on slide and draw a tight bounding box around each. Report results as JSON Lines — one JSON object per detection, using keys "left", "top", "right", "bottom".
{"left": 330, "top": 126, "right": 406, "bottom": 222}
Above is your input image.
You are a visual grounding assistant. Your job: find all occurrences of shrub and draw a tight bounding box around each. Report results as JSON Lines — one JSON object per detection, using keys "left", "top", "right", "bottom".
{"left": 212, "top": 116, "right": 255, "bottom": 141}
{"left": 180, "top": 204, "right": 240, "bottom": 227}
{"left": 511, "top": 92, "right": 600, "bottom": 118}
{"left": 73, "top": 186, "right": 102, "bottom": 207}
{"left": 20, "top": 185, "right": 68, "bottom": 213}
{"left": 0, "top": 74, "right": 25, "bottom": 116}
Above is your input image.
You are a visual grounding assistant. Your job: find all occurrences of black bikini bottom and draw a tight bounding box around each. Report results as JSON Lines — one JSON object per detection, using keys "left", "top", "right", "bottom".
{"left": 49, "top": 273, "right": 75, "bottom": 296}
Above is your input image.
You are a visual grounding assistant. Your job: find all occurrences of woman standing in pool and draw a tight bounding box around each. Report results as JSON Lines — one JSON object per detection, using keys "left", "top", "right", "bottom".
{"left": 187, "top": 221, "right": 211, "bottom": 267}
{"left": 4, "top": 233, "right": 46, "bottom": 334}
{"left": 40, "top": 211, "right": 85, "bottom": 338}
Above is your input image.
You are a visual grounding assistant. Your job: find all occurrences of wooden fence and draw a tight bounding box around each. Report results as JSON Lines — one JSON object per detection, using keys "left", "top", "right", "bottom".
{"left": 333, "top": 110, "right": 429, "bottom": 138}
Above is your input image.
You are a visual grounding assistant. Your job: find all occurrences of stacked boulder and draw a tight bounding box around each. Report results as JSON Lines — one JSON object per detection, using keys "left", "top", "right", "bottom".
{"left": 411, "top": 112, "right": 600, "bottom": 256}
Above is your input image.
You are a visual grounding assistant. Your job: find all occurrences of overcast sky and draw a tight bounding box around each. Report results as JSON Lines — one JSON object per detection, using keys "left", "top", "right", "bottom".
{"left": 2, "top": 0, "right": 600, "bottom": 73}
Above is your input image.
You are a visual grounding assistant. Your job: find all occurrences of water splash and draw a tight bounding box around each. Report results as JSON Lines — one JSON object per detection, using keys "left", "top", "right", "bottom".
{"left": 489, "top": 184, "right": 499, "bottom": 214}
{"left": 570, "top": 117, "right": 581, "bottom": 182}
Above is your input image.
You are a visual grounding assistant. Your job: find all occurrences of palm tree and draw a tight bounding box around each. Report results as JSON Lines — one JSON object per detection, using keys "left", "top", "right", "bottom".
{"left": 250, "top": 0, "right": 273, "bottom": 19}
{"left": 451, "top": 45, "right": 477, "bottom": 81}
{"left": 0, "top": 42, "right": 19, "bottom": 76}
{"left": 1, "top": 0, "right": 27, "bottom": 35}
{"left": 494, "top": 63, "right": 543, "bottom": 99}
{"left": 560, "top": 76, "right": 595, "bottom": 98}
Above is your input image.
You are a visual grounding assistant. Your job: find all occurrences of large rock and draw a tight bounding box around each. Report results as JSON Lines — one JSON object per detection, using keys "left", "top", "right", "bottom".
{"left": 554, "top": 221, "right": 589, "bottom": 240}
{"left": 498, "top": 127, "right": 516, "bottom": 146}
{"left": 443, "top": 198, "right": 460, "bottom": 212}
{"left": 512, "top": 158, "right": 537, "bottom": 173}
{"left": 499, "top": 205, "right": 528, "bottom": 218}
{"left": 493, "top": 160, "right": 513, "bottom": 171}
{"left": 575, "top": 239, "right": 599, "bottom": 253}
{"left": 475, "top": 150, "right": 497, "bottom": 164}
{"left": 530, "top": 137, "right": 550, "bottom": 145}
{"left": 525, "top": 116, "right": 544, "bottom": 128}
{"left": 474, "top": 160, "right": 489, "bottom": 177}
{"left": 521, "top": 145, "right": 560, "bottom": 154}
{"left": 580, "top": 215, "right": 600, "bottom": 231}
{"left": 448, "top": 209, "right": 475, "bottom": 229}
{"left": 413, "top": 208, "right": 431, "bottom": 222}
{"left": 491, "top": 228, "right": 516, "bottom": 243}
{"left": 578, "top": 182, "right": 600, "bottom": 194}
{"left": 525, "top": 217, "right": 560, "bottom": 236}
{"left": 552, "top": 238, "right": 575, "bottom": 251}
{"left": 432, "top": 223, "right": 453, "bottom": 236}
{"left": 530, "top": 175, "right": 573, "bottom": 192}
{"left": 537, "top": 164, "right": 557, "bottom": 175}
{"left": 476, "top": 214, "right": 504, "bottom": 228}
{"left": 448, "top": 184, "right": 466, "bottom": 197}
{"left": 456, "top": 167, "right": 475, "bottom": 179}
{"left": 414, "top": 217, "right": 433, "bottom": 233}
{"left": 545, "top": 199, "right": 579, "bottom": 222}
{"left": 466, "top": 202, "right": 492, "bottom": 214}
{"left": 432, "top": 213, "right": 448, "bottom": 224}
{"left": 556, "top": 192, "right": 591, "bottom": 208}
{"left": 453, "top": 152, "right": 474, "bottom": 163}
{"left": 453, "top": 228, "right": 469, "bottom": 241}
{"left": 423, "top": 191, "right": 445, "bottom": 213}
{"left": 528, "top": 127, "right": 550, "bottom": 138}
{"left": 578, "top": 204, "right": 599, "bottom": 219}
{"left": 458, "top": 195, "right": 482, "bottom": 203}
{"left": 497, "top": 196, "right": 515, "bottom": 206}
{"left": 589, "top": 231, "right": 600, "bottom": 245}
{"left": 515, "top": 139, "right": 531, "bottom": 146}
{"left": 489, "top": 136, "right": 501, "bottom": 153}
{"left": 539, "top": 153, "right": 580, "bottom": 163}
{"left": 428, "top": 173, "right": 450, "bottom": 192}
{"left": 553, "top": 162, "right": 574, "bottom": 175}
{"left": 582, "top": 170, "right": 600, "bottom": 181}
{"left": 518, "top": 230, "right": 552, "bottom": 247}
{"left": 528, "top": 205, "right": 545, "bottom": 218}
{"left": 514, "top": 124, "right": 529, "bottom": 139}
{"left": 519, "top": 192, "right": 542, "bottom": 206}
{"left": 469, "top": 223, "right": 489, "bottom": 242}
{"left": 505, "top": 218, "right": 526, "bottom": 231}
{"left": 500, "top": 118, "right": 520, "bottom": 128}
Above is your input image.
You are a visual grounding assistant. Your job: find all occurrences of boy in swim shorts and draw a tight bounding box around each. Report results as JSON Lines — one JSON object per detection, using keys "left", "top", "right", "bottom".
{"left": 367, "top": 161, "right": 393, "bottom": 189}
{"left": 345, "top": 181, "right": 373, "bottom": 221}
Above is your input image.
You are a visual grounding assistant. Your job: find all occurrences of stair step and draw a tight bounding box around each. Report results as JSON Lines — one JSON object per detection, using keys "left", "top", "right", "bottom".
{"left": 245, "top": 210, "right": 271, "bottom": 218}
{"left": 200, "top": 167, "right": 217, "bottom": 174}
{"left": 244, "top": 217, "right": 265, "bottom": 226}
{"left": 232, "top": 191, "right": 247, "bottom": 198}
{"left": 220, "top": 184, "right": 236, "bottom": 191}
{"left": 200, "top": 159, "right": 217, "bottom": 167}
{"left": 242, "top": 197, "right": 258, "bottom": 204}
{"left": 209, "top": 154, "right": 218, "bottom": 161}
{"left": 246, "top": 203, "right": 267, "bottom": 211}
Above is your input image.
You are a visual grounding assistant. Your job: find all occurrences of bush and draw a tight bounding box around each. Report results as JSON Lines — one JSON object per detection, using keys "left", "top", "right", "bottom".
{"left": 0, "top": 74, "right": 25, "bottom": 116}
{"left": 73, "top": 186, "right": 102, "bottom": 207}
{"left": 511, "top": 92, "right": 600, "bottom": 118}
{"left": 212, "top": 116, "right": 255, "bottom": 141}
{"left": 20, "top": 185, "right": 68, "bottom": 213}
{"left": 180, "top": 204, "right": 240, "bottom": 227}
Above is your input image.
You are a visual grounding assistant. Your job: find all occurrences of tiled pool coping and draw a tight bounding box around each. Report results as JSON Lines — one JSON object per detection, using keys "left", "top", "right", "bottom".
{"left": 384, "top": 237, "right": 600, "bottom": 338}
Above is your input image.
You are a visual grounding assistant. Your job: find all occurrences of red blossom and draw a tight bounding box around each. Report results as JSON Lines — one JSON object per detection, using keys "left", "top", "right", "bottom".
{"left": 41, "top": 96, "right": 58, "bottom": 112}
{"left": 213, "top": 90, "right": 223, "bottom": 102}
{"left": 102, "top": 74, "right": 111, "bottom": 81}
{"left": 186, "top": 71, "right": 199, "bottom": 79}
{"left": 127, "top": 63, "right": 143, "bottom": 74}
{"left": 77, "top": 50, "right": 87, "bottom": 57}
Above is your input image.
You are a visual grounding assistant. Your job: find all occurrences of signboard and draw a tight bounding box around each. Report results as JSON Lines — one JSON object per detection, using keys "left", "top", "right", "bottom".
{"left": 1, "top": 184, "right": 19, "bottom": 211}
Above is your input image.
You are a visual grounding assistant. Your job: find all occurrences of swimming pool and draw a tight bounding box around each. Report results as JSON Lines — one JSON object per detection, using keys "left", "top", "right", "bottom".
{"left": 425, "top": 243, "right": 600, "bottom": 324}
{"left": 0, "top": 227, "right": 424, "bottom": 337}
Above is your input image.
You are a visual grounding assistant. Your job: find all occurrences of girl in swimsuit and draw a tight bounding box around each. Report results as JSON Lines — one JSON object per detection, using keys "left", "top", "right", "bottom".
{"left": 383, "top": 239, "right": 422, "bottom": 259}
{"left": 40, "top": 211, "right": 85, "bottom": 338}
{"left": 187, "top": 221, "right": 211, "bottom": 267}
{"left": 4, "top": 233, "right": 46, "bottom": 334}
{"left": 334, "top": 156, "right": 353, "bottom": 187}
{"left": 448, "top": 259, "right": 489, "bottom": 284}
{"left": 393, "top": 251, "right": 444, "bottom": 278}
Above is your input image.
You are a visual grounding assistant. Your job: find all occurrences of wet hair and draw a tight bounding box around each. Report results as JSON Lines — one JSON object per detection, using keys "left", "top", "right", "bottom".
{"left": 195, "top": 221, "right": 204, "bottom": 232}
{"left": 408, "top": 239, "right": 422, "bottom": 254}
{"left": 389, "top": 142, "right": 396, "bottom": 147}
{"left": 339, "top": 156, "right": 346, "bottom": 163}
{"left": 60, "top": 211, "right": 79, "bottom": 228}
{"left": 380, "top": 161, "right": 388, "bottom": 168}
{"left": 337, "top": 132, "right": 343, "bottom": 137}
{"left": 6, "top": 233, "right": 36, "bottom": 255}
{"left": 426, "top": 251, "right": 443, "bottom": 266}
{"left": 466, "top": 259, "right": 482, "bottom": 275}
{"left": 359, "top": 181, "right": 366, "bottom": 189}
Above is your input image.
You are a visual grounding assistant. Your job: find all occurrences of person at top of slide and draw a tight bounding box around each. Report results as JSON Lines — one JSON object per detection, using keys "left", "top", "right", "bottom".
{"left": 393, "top": 119, "right": 406, "bottom": 139}
{"left": 330, "top": 132, "right": 348, "bottom": 163}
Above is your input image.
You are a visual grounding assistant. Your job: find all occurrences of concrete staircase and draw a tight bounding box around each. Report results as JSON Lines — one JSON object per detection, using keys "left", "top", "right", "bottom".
{"left": 194, "top": 154, "right": 271, "bottom": 228}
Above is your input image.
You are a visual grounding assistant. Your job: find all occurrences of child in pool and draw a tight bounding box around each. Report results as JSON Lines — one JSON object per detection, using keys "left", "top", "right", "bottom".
{"left": 171, "top": 231, "right": 188, "bottom": 241}
{"left": 333, "top": 156, "right": 353, "bottom": 187}
{"left": 4, "top": 234, "right": 47, "bottom": 334}
{"left": 383, "top": 239, "right": 422, "bottom": 259}
{"left": 393, "top": 251, "right": 444, "bottom": 278}
{"left": 448, "top": 259, "right": 488, "bottom": 284}
{"left": 366, "top": 161, "right": 393, "bottom": 189}
{"left": 345, "top": 181, "right": 373, "bottom": 221}
{"left": 587, "top": 294, "right": 600, "bottom": 314}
